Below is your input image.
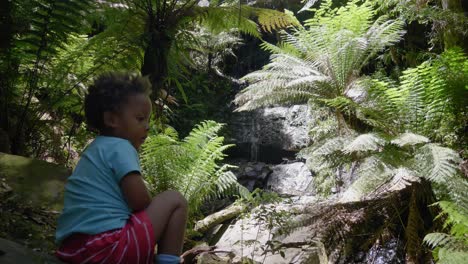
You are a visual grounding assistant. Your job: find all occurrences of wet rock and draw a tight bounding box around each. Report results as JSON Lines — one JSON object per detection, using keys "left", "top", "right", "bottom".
{"left": 363, "top": 238, "right": 405, "bottom": 264}
{"left": 232, "top": 160, "right": 272, "bottom": 191}
{"left": 215, "top": 196, "right": 327, "bottom": 263}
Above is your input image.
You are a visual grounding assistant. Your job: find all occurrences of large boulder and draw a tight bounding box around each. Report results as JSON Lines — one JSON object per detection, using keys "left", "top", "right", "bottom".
{"left": 211, "top": 179, "right": 427, "bottom": 264}
{"left": 215, "top": 196, "right": 327, "bottom": 264}
{"left": 231, "top": 160, "right": 272, "bottom": 192}
{"left": 266, "top": 162, "right": 314, "bottom": 196}
{"left": 0, "top": 238, "right": 63, "bottom": 264}
{"left": 0, "top": 153, "right": 69, "bottom": 258}
{"left": 0, "top": 153, "right": 70, "bottom": 210}
{"left": 230, "top": 161, "right": 314, "bottom": 196}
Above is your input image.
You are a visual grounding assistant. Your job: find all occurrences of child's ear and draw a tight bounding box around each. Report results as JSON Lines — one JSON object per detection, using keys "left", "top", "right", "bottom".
{"left": 103, "top": 111, "right": 118, "bottom": 128}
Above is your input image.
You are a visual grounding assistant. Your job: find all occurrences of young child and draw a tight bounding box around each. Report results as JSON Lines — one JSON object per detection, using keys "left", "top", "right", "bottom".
{"left": 55, "top": 73, "right": 187, "bottom": 264}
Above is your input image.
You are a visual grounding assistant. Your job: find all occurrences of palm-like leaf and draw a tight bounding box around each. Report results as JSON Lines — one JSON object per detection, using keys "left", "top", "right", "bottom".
{"left": 424, "top": 233, "right": 467, "bottom": 254}
{"left": 391, "top": 132, "right": 430, "bottom": 147}
{"left": 234, "top": 0, "right": 405, "bottom": 115}
{"left": 416, "top": 144, "right": 461, "bottom": 184}
{"left": 343, "top": 133, "right": 386, "bottom": 154}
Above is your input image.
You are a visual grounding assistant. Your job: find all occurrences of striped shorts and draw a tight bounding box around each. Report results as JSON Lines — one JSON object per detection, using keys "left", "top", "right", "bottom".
{"left": 56, "top": 211, "right": 155, "bottom": 264}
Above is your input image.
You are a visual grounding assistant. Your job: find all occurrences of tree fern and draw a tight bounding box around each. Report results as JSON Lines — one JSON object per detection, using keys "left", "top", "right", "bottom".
{"left": 405, "top": 189, "right": 424, "bottom": 261}
{"left": 141, "top": 121, "right": 249, "bottom": 223}
{"left": 232, "top": 2, "right": 467, "bottom": 262}
{"left": 330, "top": 131, "right": 466, "bottom": 262}
{"left": 234, "top": 0, "right": 405, "bottom": 130}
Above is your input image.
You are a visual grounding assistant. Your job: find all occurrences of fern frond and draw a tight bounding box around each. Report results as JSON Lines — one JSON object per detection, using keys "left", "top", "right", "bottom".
{"left": 416, "top": 144, "right": 461, "bottom": 184}
{"left": 391, "top": 132, "right": 430, "bottom": 147}
{"left": 340, "top": 156, "right": 392, "bottom": 201}
{"left": 253, "top": 8, "right": 301, "bottom": 32}
{"left": 199, "top": 6, "right": 300, "bottom": 38}
{"left": 384, "top": 167, "right": 419, "bottom": 192}
{"left": 198, "top": 6, "right": 260, "bottom": 37}
{"left": 16, "top": 0, "right": 93, "bottom": 59}
{"left": 141, "top": 120, "right": 246, "bottom": 224}
{"left": 435, "top": 200, "right": 468, "bottom": 237}
{"left": 343, "top": 133, "right": 386, "bottom": 154}
{"left": 320, "top": 96, "right": 359, "bottom": 113}
{"left": 424, "top": 233, "right": 468, "bottom": 252}
{"left": 260, "top": 40, "right": 301, "bottom": 57}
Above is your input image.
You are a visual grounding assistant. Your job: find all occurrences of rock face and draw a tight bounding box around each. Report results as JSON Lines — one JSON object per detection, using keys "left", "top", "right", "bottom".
{"left": 228, "top": 105, "right": 311, "bottom": 162}
{"left": 208, "top": 179, "right": 426, "bottom": 264}
{"left": 231, "top": 160, "right": 314, "bottom": 196}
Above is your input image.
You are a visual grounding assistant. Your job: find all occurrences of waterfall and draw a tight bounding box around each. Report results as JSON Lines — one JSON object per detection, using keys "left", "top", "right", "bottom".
{"left": 249, "top": 117, "right": 258, "bottom": 161}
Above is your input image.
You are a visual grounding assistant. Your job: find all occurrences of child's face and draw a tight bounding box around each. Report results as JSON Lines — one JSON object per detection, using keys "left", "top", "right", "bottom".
{"left": 105, "top": 93, "right": 152, "bottom": 150}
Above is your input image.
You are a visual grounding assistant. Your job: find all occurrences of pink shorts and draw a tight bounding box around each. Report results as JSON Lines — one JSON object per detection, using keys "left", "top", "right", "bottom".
{"left": 56, "top": 211, "right": 155, "bottom": 264}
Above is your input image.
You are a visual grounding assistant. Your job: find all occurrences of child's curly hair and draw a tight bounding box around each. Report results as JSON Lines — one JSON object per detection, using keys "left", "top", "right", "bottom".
{"left": 84, "top": 72, "right": 152, "bottom": 133}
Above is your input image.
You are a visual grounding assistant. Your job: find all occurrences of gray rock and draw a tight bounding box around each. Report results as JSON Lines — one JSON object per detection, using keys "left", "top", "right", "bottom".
{"left": 253, "top": 162, "right": 265, "bottom": 172}
{"left": 232, "top": 160, "right": 272, "bottom": 190}
{"left": 215, "top": 198, "right": 327, "bottom": 264}
{"left": 244, "top": 167, "right": 258, "bottom": 178}
{"left": 0, "top": 153, "right": 70, "bottom": 210}
{"left": 214, "top": 179, "right": 420, "bottom": 264}
{"left": 267, "top": 162, "right": 314, "bottom": 196}
{"left": 0, "top": 238, "right": 63, "bottom": 264}
{"left": 258, "top": 168, "right": 270, "bottom": 181}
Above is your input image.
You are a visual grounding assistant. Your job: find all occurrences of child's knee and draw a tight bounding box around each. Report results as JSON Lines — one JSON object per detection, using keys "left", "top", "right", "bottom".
{"left": 161, "top": 190, "right": 188, "bottom": 209}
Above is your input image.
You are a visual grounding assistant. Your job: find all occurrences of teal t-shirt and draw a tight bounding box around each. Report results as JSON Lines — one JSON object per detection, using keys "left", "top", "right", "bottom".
{"left": 55, "top": 136, "right": 140, "bottom": 244}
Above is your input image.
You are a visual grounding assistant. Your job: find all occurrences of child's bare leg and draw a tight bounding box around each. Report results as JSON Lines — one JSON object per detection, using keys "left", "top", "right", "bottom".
{"left": 145, "top": 190, "right": 188, "bottom": 255}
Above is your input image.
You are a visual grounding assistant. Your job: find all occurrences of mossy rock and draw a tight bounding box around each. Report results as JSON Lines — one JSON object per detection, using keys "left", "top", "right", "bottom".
{"left": 0, "top": 153, "right": 70, "bottom": 211}
{"left": 0, "top": 238, "right": 63, "bottom": 264}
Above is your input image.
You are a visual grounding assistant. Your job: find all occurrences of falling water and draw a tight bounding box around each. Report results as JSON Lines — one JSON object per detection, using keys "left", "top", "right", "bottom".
{"left": 250, "top": 117, "right": 258, "bottom": 161}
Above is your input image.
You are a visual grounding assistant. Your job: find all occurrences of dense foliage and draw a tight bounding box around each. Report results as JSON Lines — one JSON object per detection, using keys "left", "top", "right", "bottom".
{"left": 235, "top": 0, "right": 468, "bottom": 262}
{"left": 141, "top": 120, "right": 249, "bottom": 225}
{"left": 1, "top": 0, "right": 466, "bottom": 262}
{"left": 0, "top": 0, "right": 298, "bottom": 162}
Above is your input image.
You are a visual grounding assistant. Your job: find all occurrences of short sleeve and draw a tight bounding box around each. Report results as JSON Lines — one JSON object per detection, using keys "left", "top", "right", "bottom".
{"left": 108, "top": 140, "right": 141, "bottom": 182}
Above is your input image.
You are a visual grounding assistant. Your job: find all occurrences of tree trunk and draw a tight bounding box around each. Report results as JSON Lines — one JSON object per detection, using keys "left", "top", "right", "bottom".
{"left": 141, "top": 29, "right": 172, "bottom": 101}
{"left": 0, "top": 0, "right": 13, "bottom": 153}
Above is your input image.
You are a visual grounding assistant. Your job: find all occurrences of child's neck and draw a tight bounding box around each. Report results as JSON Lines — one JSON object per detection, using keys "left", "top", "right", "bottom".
{"left": 99, "top": 130, "right": 119, "bottom": 138}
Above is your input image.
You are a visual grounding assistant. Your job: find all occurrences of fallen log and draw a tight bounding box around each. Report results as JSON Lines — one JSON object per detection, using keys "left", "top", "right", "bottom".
{"left": 194, "top": 204, "right": 245, "bottom": 233}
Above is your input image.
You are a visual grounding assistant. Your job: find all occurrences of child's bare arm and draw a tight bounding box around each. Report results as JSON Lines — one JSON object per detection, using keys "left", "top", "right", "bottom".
{"left": 120, "top": 172, "right": 152, "bottom": 212}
